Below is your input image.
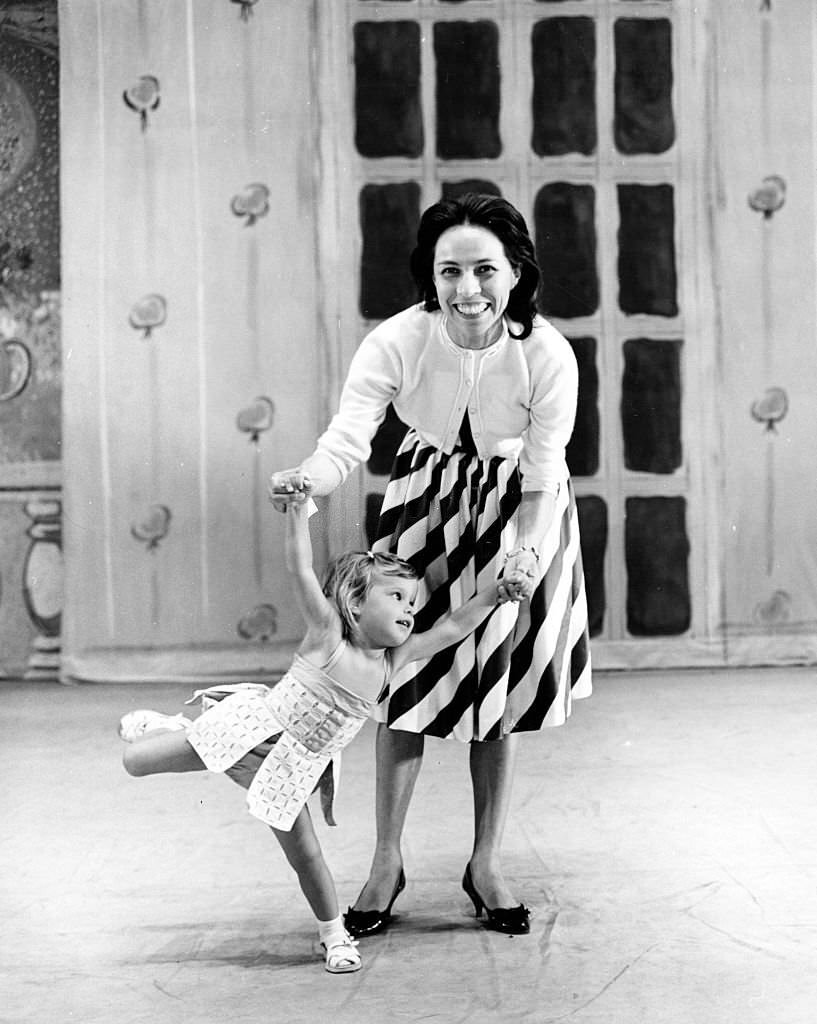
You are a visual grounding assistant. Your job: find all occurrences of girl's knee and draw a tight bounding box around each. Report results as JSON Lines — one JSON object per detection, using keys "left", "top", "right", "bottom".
{"left": 121, "top": 732, "right": 203, "bottom": 777}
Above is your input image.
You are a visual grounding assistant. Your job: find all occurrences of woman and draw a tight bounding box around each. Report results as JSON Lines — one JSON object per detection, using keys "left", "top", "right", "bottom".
{"left": 270, "top": 193, "right": 591, "bottom": 936}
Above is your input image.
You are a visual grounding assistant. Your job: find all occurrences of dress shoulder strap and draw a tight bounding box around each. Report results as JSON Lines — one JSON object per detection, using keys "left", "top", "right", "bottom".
{"left": 321, "top": 638, "right": 347, "bottom": 673}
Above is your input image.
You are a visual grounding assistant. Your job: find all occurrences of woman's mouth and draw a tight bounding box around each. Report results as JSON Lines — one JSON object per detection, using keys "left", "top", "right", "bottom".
{"left": 453, "top": 301, "right": 490, "bottom": 318}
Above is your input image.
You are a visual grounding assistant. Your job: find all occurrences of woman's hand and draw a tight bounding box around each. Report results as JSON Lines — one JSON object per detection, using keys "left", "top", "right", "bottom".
{"left": 498, "top": 549, "right": 539, "bottom": 602}
{"left": 268, "top": 469, "right": 313, "bottom": 512}
{"left": 496, "top": 574, "right": 524, "bottom": 604}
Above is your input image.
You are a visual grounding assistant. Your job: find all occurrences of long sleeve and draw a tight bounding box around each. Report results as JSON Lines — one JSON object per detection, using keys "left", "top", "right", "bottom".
{"left": 298, "top": 306, "right": 578, "bottom": 495}
{"left": 517, "top": 322, "right": 578, "bottom": 493}
{"left": 311, "top": 320, "right": 405, "bottom": 485}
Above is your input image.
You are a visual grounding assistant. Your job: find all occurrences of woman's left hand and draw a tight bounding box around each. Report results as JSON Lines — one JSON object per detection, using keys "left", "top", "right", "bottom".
{"left": 498, "top": 550, "right": 539, "bottom": 602}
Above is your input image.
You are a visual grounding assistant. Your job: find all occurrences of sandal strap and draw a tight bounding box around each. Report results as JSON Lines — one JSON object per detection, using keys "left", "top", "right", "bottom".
{"left": 322, "top": 932, "right": 361, "bottom": 973}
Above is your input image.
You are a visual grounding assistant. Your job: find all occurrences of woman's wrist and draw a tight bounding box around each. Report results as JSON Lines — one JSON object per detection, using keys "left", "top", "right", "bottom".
{"left": 504, "top": 545, "right": 540, "bottom": 564}
{"left": 299, "top": 452, "right": 343, "bottom": 496}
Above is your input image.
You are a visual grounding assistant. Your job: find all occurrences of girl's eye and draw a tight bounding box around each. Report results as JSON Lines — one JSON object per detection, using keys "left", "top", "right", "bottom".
{"left": 438, "top": 267, "right": 459, "bottom": 277}
{"left": 476, "top": 265, "right": 495, "bottom": 276}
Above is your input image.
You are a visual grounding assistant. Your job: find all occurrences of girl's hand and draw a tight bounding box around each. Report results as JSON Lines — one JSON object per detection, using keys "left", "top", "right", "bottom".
{"left": 497, "top": 570, "right": 532, "bottom": 603}
{"left": 496, "top": 579, "right": 520, "bottom": 604}
{"left": 498, "top": 548, "right": 538, "bottom": 602}
{"left": 268, "top": 469, "right": 313, "bottom": 512}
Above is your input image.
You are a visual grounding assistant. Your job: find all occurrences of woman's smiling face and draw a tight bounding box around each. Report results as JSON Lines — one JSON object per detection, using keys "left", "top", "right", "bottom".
{"left": 432, "top": 223, "right": 520, "bottom": 349}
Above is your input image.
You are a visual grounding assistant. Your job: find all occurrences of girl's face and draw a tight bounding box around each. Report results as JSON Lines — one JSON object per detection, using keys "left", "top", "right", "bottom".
{"left": 354, "top": 572, "right": 418, "bottom": 648}
{"left": 432, "top": 223, "right": 520, "bottom": 349}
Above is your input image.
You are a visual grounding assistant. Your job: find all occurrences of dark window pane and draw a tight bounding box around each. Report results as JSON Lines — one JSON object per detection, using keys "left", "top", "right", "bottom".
{"left": 577, "top": 495, "right": 607, "bottom": 637}
{"left": 614, "top": 18, "right": 675, "bottom": 154}
{"left": 617, "top": 183, "right": 677, "bottom": 316}
{"left": 535, "top": 182, "right": 598, "bottom": 317}
{"left": 354, "top": 22, "right": 423, "bottom": 158}
{"left": 441, "top": 179, "right": 502, "bottom": 201}
{"left": 566, "top": 337, "right": 599, "bottom": 476}
{"left": 435, "top": 22, "right": 501, "bottom": 159}
{"left": 359, "top": 183, "right": 420, "bottom": 319}
{"left": 368, "top": 404, "right": 409, "bottom": 476}
{"left": 625, "top": 496, "right": 690, "bottom": 635}
{"left": 621, "top": 337, "right": 682, "bottom": 473}
{"left": 532, "top": 18, "right": 596, "bottom": 156}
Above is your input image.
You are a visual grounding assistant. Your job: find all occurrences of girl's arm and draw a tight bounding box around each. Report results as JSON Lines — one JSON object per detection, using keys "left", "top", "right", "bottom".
{"left": 390, "top": 586, "right": 514, "bottom": 674}
{"left": 282, "top": 492, "right": 337, "bottom": 635}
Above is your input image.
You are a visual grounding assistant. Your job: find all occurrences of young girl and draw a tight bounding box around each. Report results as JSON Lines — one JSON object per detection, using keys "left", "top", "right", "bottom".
{"left": 118, "top": 473, "right": 524, "bottom": 974}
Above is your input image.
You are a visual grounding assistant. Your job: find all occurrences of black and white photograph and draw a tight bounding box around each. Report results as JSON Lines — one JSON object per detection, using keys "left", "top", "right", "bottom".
{"left": 1, "top": 1, "right": 816, "bottom": 1021}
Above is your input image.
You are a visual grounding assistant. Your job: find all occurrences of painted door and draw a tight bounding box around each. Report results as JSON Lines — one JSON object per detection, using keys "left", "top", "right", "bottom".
{"left": 318, "top": 0, "right": 713, "bottom": 669}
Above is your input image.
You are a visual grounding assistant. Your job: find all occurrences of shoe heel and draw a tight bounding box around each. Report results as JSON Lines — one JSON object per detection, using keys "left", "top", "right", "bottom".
{"left": 462, "top": 865, "right": 485, "bottom": 919}
{"left": 462, "top": 863, "right": 531, "bottom": 935}
{"left": 344, "top": 868, "right": 406, "bottom": 938}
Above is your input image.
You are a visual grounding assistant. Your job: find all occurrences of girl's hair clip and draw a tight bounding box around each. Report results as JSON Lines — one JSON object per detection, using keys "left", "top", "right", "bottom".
{"left": 365, "top": 550, "right": 376, "bottom": 559}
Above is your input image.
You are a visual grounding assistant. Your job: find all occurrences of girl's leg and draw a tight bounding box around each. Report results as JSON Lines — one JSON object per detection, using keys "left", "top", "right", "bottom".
{"left": 122, "top": 730, "right": 206, "bottom": 777}
{"left": 271, "top": 806, "right": 338, "bottom": 922}
{"left": 351, "top": 723, "right": 424, "bottom": 911}
{"left": 468, "top": 733, "right": 519, "bottom": 908}
{"left": 273, "top": 809, "right": 360, "bottom": 973}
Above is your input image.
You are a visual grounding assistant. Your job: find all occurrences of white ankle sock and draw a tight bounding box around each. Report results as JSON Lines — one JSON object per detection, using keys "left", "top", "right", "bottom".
{"left": 317, "top": 914, "right": 347, "bottom": 946}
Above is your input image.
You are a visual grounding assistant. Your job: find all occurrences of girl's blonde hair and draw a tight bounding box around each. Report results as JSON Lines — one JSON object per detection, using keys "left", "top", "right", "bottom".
{"left": 322, "top": 550, "right": 418, "bottom": 644}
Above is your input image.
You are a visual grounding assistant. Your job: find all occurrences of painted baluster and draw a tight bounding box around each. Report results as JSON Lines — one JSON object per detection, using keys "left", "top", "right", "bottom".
{"left": 22, "top": 498, "right": 62, "bottom": 680}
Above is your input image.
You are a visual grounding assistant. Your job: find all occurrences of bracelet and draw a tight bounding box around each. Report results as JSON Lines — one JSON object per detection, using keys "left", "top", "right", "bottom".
{"left": 504, "top": 545, "right": 540, "bottom": 564}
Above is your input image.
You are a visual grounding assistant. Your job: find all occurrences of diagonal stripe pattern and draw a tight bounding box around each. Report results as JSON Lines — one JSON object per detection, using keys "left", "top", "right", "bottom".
{"left": 372, "top": 430, "right": 591, "bottom": 742}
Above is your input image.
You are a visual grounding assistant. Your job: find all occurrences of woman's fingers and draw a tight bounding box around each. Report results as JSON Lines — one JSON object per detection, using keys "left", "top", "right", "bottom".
{"left": 499, "top": 569, "right": 534, "bottom": 602}
{"left": 268, "top": 468, "right": 313, "bottom": 504}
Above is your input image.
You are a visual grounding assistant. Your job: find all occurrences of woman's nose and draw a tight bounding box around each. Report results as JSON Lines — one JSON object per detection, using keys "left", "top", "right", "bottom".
{"left": 456, "top": 272, "right": 480, "bottom": 297}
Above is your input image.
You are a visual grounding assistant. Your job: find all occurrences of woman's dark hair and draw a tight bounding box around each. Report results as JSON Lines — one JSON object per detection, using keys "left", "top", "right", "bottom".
{"left": 409, "top": 193, "right": 540, "bottom": 340}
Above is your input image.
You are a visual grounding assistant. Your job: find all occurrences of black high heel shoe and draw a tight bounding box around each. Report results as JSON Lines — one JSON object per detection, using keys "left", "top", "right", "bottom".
{"left": 462, "top": 864, "right": 530, "bottom": 935}
{"left": 344, "top": 869, "right": 406, "bottom": 938}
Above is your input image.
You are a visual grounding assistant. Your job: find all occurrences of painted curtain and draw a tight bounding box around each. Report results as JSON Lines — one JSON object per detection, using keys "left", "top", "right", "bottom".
{"left": 60, "top": 0, "right": 325, "bottom": 681}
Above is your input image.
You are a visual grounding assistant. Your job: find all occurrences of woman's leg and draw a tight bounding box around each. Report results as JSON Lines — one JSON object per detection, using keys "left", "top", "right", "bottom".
{"left": 122, "top": 730, "right": 206, "bottom": 777}
{"left": 351, "top": 723, "right": 424, "bottom": 911}
{"left": 272, "top": 806, "right": 338, "bottom": 921}
{"left": 468, "top": 733, "right": 520, "bottom": 907}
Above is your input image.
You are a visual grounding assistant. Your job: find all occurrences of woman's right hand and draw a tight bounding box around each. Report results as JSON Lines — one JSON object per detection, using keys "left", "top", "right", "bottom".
{"left": 268, "top": 468, "right": 313, "bottom": 512}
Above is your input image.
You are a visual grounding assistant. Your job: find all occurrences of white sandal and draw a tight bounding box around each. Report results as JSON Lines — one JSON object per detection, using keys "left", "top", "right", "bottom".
{"left": 118, "top": 709, "right": 192, "bottom": 742}
{"left": 319, "top": 931, "right": 361, "bottom": 974}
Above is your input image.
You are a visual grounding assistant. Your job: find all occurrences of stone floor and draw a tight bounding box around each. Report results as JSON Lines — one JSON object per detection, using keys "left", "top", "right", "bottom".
{"left": 2, "top": 667, "right": 816, "bottom": 1024}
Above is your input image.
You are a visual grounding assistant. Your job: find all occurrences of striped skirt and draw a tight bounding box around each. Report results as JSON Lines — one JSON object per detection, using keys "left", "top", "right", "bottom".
{"left": 371, "top": 430, "right": 592, "bottom": 742}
